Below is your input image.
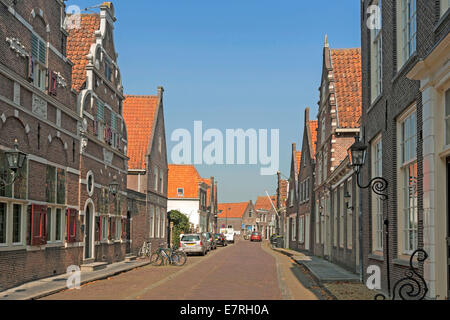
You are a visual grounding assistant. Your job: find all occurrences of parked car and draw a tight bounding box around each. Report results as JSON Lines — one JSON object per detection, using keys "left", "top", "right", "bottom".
{"left": 250, "top": 231, "right": 262, "bottom": 242}
{"left": 201, "top": 232, "right": 217, "bottom": 251}
{"left": 179, "top": 234, "right": 208, "bottom": 256}
{"left": 213, "top": 233, "right": 227, "bottom": 246}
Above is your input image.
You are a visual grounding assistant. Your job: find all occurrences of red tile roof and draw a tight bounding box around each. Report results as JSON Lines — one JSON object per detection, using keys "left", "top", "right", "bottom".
{"left": 217, "top": 202, "right": 249, "bottom": 219}
{"left": 67, "top": 14, "right": 100, "bottom": 92}
{"left": 254, "top": 195, "right": 277, "bottom": 212}
{"left": 309, "top": 120, "right": 318, "bottom": 155}
{"left": 123, "top": 95, "right": 159, "bottom": 170}
{"left": 168, "top": 165, "right": 206, "bottom": 199}
{"left": 296, "top": 151, "right": 302, "bottom": 175}
{"left": 330, "top": 48, "right": 362, "bottom": 129}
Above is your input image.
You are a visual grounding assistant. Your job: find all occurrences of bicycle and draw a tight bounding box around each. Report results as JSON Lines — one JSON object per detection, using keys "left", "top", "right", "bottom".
{"left": 138, "top": 240, "right": 152, "bottom": 258}
{"left": 150, "top": 244, "right": 187, "bottom": 266}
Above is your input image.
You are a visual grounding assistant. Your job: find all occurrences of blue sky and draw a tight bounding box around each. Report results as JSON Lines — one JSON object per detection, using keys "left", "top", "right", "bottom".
{"left": 66, "top": 0, "right": 361, "bottom": 203}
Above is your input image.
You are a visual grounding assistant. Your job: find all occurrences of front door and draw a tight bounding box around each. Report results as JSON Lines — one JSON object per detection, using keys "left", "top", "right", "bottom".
{"left": 85, "top": 206, "right": 91, "bottom": 259}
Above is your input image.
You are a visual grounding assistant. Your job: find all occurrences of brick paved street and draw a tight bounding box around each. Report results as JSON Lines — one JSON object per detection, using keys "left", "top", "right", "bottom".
{"left": 40, "top": 239, "right": 319, "bottom": 300}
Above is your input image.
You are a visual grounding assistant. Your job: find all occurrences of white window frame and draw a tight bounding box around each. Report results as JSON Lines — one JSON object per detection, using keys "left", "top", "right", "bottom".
{"left": 339, "top": 185, "right": 344, "bottom": 248}
{"left": 291, "top": 217, "right": 296, "bottom": 241}
{"left": 150, "top": 205, "right": 155, "bottom": 238}
{"left": 299, "top": 216, "right": 305, "bottom": 243}
{"left": 115, "top": 217, "right": 121, "bottom": 241}
{"left": 397, "top": 0, "right": 417, "bottom": 70}
{"left": 346, "top": 179, "right": 353, "bottom": 249}
{"left": 0, "top": 201, "right": 27, "bottom": 249}
{"left": 46, "top": 206, "right": 65, "bottom": 244}
{"left": 372, "top": 134, "right": 384, "bottom": 252}
{"left": 370, "top": 0, "right": 383, "bottom": 102}
{"left": 101, "top": 216, "right": 108, "bottom": 241}
{"left": 155, "top": 206, "right": 160, "bottom": 238}
{"left": 160, "top": 209, "right": 165, "bottom": 239}
{"left": 441, "top": 0, "right": 449, "bottom": 17}
{"left": 397, "top": 105, "right": 418, "bottom": 255}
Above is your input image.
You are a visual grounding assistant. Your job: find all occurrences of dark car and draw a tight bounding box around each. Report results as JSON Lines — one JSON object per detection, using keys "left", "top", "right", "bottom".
{"left": 213, "top": 233, "right": 227, "bottom": 247}
{"left": 201, "top": 232, "right": 217, "bottom": 251}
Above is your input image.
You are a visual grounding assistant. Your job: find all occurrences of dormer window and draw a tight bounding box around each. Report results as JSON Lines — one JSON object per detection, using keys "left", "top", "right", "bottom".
{"left": 177, "top": 188, "right": 184, "bottom": 197}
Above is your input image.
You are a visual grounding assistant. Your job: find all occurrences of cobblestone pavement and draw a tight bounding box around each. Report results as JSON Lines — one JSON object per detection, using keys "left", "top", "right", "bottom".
{"left": 41, "top": 239, "right": 318, "bottom": 300}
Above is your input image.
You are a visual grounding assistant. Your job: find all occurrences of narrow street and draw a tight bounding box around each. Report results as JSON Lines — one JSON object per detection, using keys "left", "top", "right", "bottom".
{"left": 41, "top": 240, "right": 318, "bottom": 300}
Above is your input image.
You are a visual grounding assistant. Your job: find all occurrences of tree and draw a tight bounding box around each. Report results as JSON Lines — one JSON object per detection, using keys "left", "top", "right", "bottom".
{"left": 168, "top": 210, "right": 190, "bottom": 248}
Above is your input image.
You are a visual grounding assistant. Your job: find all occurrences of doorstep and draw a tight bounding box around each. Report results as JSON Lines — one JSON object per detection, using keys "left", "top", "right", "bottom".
{"left": 80, "top": 262, "right": 108, "bottom": 272}
{"left": 0, "top": 259, "right": 150, "bottom": 300}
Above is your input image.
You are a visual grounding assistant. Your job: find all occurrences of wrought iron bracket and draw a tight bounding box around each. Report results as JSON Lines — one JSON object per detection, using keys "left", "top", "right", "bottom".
{"left": 356, "top": 168, "right": 389, "bottom": 200}
{"left": 0, "top": 169, "right": 19, "bottom": 187}
{"left": 374, "top": 249, "right": 429, "bottom": 300}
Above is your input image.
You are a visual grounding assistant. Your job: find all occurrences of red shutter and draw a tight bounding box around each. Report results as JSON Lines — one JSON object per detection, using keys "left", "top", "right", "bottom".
{"left": 30, "top": 204, "right": 47, "bottom": 246}
{"left": 51, "top": 72, "right": 57, "bottom": 95}
{"left": 108, "top": 217, "right": 112, "bottom": 240}
{"left": 67, "top": 209, "right": 78, "bottom": 243}
{"left": 93, "top": 120, "right": 98, "bottom": 136}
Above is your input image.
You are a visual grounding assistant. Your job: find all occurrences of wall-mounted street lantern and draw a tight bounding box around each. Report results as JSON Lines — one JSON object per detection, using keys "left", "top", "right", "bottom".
{"left": 109, "top": 175, "right": 119, "bottom": 196}
{"left": 0, "top": 139, "right": 27, "bottom": 187}
{"left": 348, "top": 136, "right": 428, "bottom": 300}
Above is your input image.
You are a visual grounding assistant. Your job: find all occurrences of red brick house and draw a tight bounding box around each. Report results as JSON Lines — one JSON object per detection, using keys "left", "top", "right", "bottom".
{"left": 123, "top": 92, "right": 168, "bottom": 256}
{"left": 67, "top": 3, "right": 128, "bottom": 266}
{"left": 313, "top": 37, "right": 361, "bottom": 260}
{"left": 0, "top": 0, "right": 81, "bottom": 290}
{"left": 298, "top": 108, "right": 317, "bottom": 253}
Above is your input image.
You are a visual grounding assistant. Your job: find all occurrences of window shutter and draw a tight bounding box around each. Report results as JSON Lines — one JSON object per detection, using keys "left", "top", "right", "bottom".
{"left": 67, "top": 209, "right": 78, "bottom": 243}
{"left": 38, "top": 39, "right": 46, "bottom": 64}
{"left": 30, "top": 204, "right": 47, "bottom": 246}
{"left": 108, "top": 217, "right": 112, "bottom": 240}
{"left": 121, "top": 218, "right": 126, "bottom": 239}
{"left": 31, "top": 34, "right": 39, "bottom": 60}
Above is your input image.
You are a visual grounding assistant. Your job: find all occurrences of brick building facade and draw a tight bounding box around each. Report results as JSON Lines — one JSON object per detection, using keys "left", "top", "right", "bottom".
{"left": 286, "top": 144, "right": 300, "bottom": 250}
{"left": 0, "top": 0, "right": 81, "bottom": 290}
{"left": 313, "top": 38, "right": 362, "bottom": 260}
{"left": 217, "top": 201, "right": 255, "bottom": 235}
{"left": 360, "top": 0, "right": 449, "bottom": 299}
{"left": 124, "top": 91, "right": 169, "bottom": 256}
{"left": 298, "top": 108, "right": 317, "bottom": 253}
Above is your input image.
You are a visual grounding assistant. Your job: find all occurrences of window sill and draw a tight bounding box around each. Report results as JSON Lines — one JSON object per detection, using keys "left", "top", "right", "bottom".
{"left": 367, "top": 94, "right": 383, "bottom": 114}
{"left": 392, "top": 52, "right": 418, "bottom": 84}
{"left": 368, "top": 253, "right": 384, "bottom": 262}
{"left": 393, "top": 257, "right": 418, "bottom": 268}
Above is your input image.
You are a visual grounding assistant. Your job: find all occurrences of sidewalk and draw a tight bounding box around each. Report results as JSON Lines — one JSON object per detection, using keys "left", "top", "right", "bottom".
{"left": 0, "top": 259, "right": 150, "bottom": 300}
{"left": 271, "top": 246, "right": 377, "bottom": 300}
{"left": 272, "top": 247, "right": 359, "bottom": 282}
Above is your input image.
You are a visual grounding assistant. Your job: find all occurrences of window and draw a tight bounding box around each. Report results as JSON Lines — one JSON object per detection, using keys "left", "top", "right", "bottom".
{"left": 46, "top": 166, "right": 66, "bottom": 204}
{"left": 12, "top": 204, "right": 22, "bottom": 244}
{"left": 160, "top": 210, "right": 165, "bottom": 238}
{"left": 323, "top": 150, "right": 328, "bottom": 180}
{"left": 158, "top": 136, "right": 162, "bottom": 154}
{"left": 289, "top": 188, "right": 294, "bottom": 207}
{"left": 105, "top": 58, "right": 113, "bottom": 82}
{"left": 299, "top": 216, "right": 305, "bottom": 243}
{"left": 46, "top": 208, "right": 52, "bottom": 241}
{"left": 333, "top": 189, "right": 338, "bottom": 246}
{"left": 370, "top": 0, "right": 383, "bottom": 102}
{"left": 441, "top": 0, "right": 449, "bottom": 17}
{"left": 318, "top": 156, "right": 322, "bottom": 185}
{"left": 0, "top": 203, "right": 6, "bottom": 244}
{"left": 150, "top": 205, "right": 155, "bottom": 238}
{"left": 155, "top": 207, "right": 160, "bottom": 238}
{"left": 340, "top": 186, "right": 344, "bottom": 247}
{"left": 0, "top": 151, "right": 27, "bottom": 199}
{"left": 398, "top": 108, "right": 418, "bottom": 254}
{"left": 154, "top": 167, "right": 158, "bottom": 191}
{"left": 177, "top": 188, "right": 184, "bottom": 197}
{"left": 397, "top": 0, "right": 417, "bottom": 69}
{"left": 315, "top": 201, "right": 320, "bottom": 244}
{"left": 159, "top": 170, "right": 164, "bottom": 193}
{"left": 96, "top": 101, "right": 105, "bottom": 141}
{"left": 347, "top": 179, "right": 353, "bottom": 249}
{"left": 55, "top": 208, "right": 62, "bottom": 241}
{"left": 321, "top": 197, "right": 325, "bottom": 244}
{"left": 115, "top": 218, "right": 121, "bottom": 240}
{"left": 291, "top": 217, "right": 296, "bottom": 241}
{"left": 31, "top": 34, "right": 47, "bottom": 91}
{"left": 321, "top": 117, "right": 326, "bottom": 144}
{"left": 372, "top": 135, "right": 383, "bottom": 251}
{"left": 445, "top": 89, "right": 450, "bottom": 146}
{"left": 101, "top": 216, "right": 108, "bottom": 241}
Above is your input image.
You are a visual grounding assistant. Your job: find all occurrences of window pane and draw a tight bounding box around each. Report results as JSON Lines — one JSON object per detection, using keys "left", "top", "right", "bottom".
{"left": 13, "top": 204, "right": 21, "bottom": 243}
{"left": 46, "top": 166, "right": 56, "bottom": 203}
{"left": 55, "top": 209, "right": 61, "bottom": 241}
{"left": 0, "top": 152, "right": 12, "bottom": 197}
{"left": 47, "top": 208, "right": 52, "bottom": 241}
{"left": 0, "top": 203, "right": 6, "bottom": 244}
{"left": 57, "top": 169, "right": 66, "bottom": 205}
